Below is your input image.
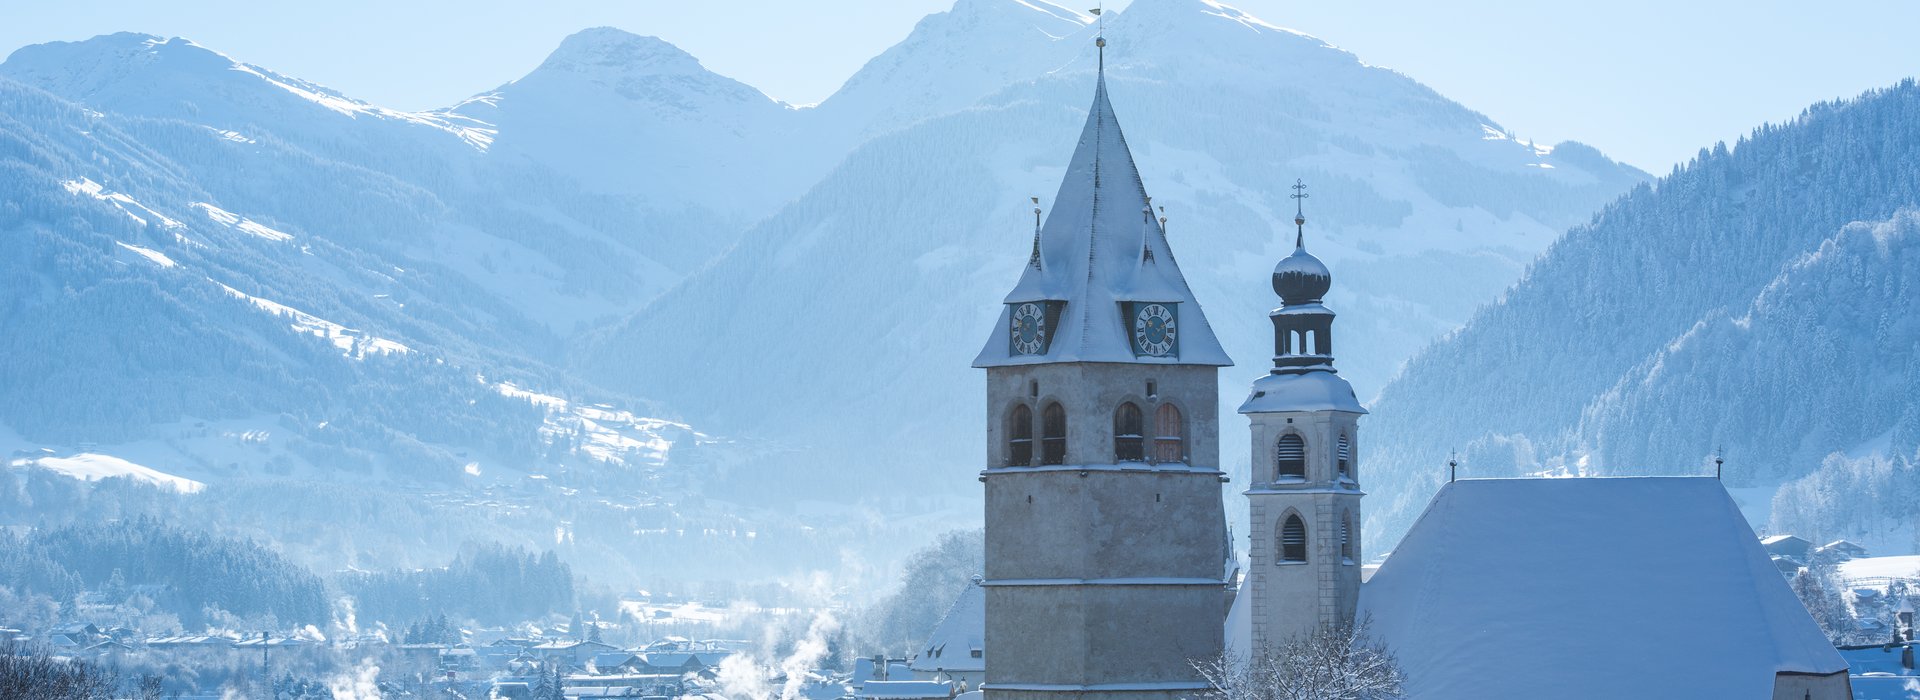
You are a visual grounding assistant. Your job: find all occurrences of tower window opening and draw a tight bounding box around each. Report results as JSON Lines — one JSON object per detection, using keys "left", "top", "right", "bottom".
{"left": 1029, "top": 380, "right": 1039, "bottom": 398}
{"left": 1041, "top": 403, "right": 1067, "bottom": 465}
{"left": 1114, "top": 402, "right": 1145, "bottom": 462}
{"left": 1152, "top": 403, "right": 1185, "bottom": 463}
{"left": 1337, "top": 433, "right": 1352, "bottom": 478}
{"left": 1008, "top": 404, "right": 1034, "bottom": 467}
{"left": 1280, "top": 514, "right": 1307, "bottom": 563}
{"left": 1276, "top": 434, "right": 1306, "bottom": 480}
{"left": 1146, "top": 380, "right": 1157, "bottom": 398}
{"left": 1303, "top": 329, "right": 1316, "bottom": 355}
{"left": 1341, "top": 513, "right": 1354, "bottom": 562}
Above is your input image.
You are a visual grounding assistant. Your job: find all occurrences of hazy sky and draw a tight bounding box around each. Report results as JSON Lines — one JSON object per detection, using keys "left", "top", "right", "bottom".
{"left": 3, "top": 0, "right": 1916, "bottom": 172}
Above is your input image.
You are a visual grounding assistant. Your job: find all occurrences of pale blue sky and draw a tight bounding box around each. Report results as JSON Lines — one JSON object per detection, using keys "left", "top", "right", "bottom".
{"left": 3, "top": 0, "right": 1916, "bottom": 171}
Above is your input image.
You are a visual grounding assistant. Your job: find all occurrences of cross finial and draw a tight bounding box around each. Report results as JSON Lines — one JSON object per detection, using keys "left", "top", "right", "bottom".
{"left": 1290, "top": 179, "right": 1309, "bottom": 247}
{"left": 1090, "top": 5, "right": 1106, "bottom": 72}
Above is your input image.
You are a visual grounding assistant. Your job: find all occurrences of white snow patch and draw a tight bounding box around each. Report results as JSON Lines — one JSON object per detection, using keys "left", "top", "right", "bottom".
{"left": 491, "top": 380, "right": 696, "bottom": 467}
{"left": 1839, "top": 555, "right": 1920, "bottom": 584}
{"left": 116, "top": 241, "right": 177, "bottom": 268}
{"left": 11, "top": 453, "right": 204, "bottom": 494}
{"left": 61, "top": 177, "right": 185, "bottom": 229}
{"left": 191, "top": 202, "right": 295, "bottom": 242}
{"left": 205, "top": 127, "right": 256, "bottom": 144}
{"left": 214, "top": 281, "right": 411, "bottom": 357}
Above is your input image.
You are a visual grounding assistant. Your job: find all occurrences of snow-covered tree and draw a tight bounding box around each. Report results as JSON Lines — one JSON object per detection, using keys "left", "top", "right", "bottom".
{"left": 1195, "top": 617, "right": 1405, "bottom": 700}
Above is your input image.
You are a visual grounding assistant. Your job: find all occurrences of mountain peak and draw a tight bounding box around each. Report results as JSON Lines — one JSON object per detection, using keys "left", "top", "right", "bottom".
{"left": 537, "top": 28, "right": 707, "bottom": 78}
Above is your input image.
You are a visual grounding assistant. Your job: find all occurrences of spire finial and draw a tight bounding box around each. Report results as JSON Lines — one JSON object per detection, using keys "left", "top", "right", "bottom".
{"left": 1028, "top": 196, "right": 1044, "bottom": 269}
{"left": 1713, "top": 447, "right": 1725, "bottom": 480}
{"left": 1290, "top": 179, "right": 1309, "bottom": 248}
{"left": 1448, "top": 451, "right": 1459, "bottom": 483}
{"left": 1090, "top": 5, "right": 1106, "bottom": 73}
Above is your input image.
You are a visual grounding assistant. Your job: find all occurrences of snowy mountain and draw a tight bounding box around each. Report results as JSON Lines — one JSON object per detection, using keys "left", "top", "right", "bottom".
{"left": 1363, "top": 79, "right": 1920, "bottom": 555}
{"left": 576, "top": 0, "right": 1647, "bottom": 497}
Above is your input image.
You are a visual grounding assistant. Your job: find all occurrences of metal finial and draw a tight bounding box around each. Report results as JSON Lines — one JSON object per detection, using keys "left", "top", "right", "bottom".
{"left": 1714, "top": 447, "right": 1724, "bottom": 480}
{"left": 1448, "top": 451, "right": 1458, "bottom": 483}
{"left": 1091, "top": 5, "right": 1106, "bottom": 72}
{"left": 1290, "top": 179, "right": 1309, "bottom": 247}
{"left": 1028, "top": 196, "right": 1044, "bottom": 269}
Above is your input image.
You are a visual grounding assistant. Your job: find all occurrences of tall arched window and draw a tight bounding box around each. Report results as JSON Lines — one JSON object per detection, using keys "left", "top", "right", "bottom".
{"left": 1007, "top": 404, "right": 1034, "bottom": 467}
{"left": 1337, "top": 433, "right": 1352, "bottom": 478}
{"left": 1340, "top": 512, "right": 1354, "bottom": 562}
{"left": 1152, "top": 404, "right": 1184, "bottom": 463}
{"left": 1280, "top": 514, "right": 1307, "bottom": 563}
{"left": 1276, "top": 434, "right": 1306, "bottom": 479}
{"left": 1113, "top": 402, "right": 1144, "bottom": 462}
{"left": 1040, "top": 403, "right": 1067, "bottom": 466}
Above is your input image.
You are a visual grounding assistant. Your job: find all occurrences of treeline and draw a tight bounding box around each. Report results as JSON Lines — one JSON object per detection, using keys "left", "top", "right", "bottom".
{"left": 342, "top": 543, "right": 576, "bottom": 626}
{"left": 0, "top": 518, "right": 327, "bottom": 628}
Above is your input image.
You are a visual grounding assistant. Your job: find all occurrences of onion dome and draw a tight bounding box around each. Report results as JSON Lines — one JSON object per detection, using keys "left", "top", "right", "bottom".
{"left": 1272, "top": 231, "right": 1331, "bottom": 305}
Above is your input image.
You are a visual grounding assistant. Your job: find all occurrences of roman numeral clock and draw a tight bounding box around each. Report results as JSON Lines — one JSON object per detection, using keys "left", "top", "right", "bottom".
{"left": 1008, "top": 301, "right": 1063, "bottom": 356}
{"left": 1129, "top": 302, "right": 1178, "bottom": 357}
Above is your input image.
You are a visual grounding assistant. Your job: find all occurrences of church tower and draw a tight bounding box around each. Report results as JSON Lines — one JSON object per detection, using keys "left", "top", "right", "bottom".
{"left": 972, "top": 36, "right": 1232, "bottom": 700}
{"left": 1240, "top": 185, "right": 1367, "bottom": 651}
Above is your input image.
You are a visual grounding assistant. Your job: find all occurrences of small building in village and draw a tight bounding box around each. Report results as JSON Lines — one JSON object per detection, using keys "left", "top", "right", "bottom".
{"left": 908, "top": 578, "right": 984, "bottom": 690}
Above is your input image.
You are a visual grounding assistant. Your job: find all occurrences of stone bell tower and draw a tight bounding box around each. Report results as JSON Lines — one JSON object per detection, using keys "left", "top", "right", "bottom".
{"left": 971, "top": 35, "right": 1233, "bottom": 700}
{"left": 1239, "top": 182, "right": 1367, "bottom": 651}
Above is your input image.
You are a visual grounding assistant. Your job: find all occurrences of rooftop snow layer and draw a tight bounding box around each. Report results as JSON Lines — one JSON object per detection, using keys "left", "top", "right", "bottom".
{"left": 909, "top": 578, "right": 985, "bottom": 673}
{"left": 1237, "top": 369, "right": 1366, "bottom": 414}
{"left": 974, "top": 68, "right": 1230, "bottom": 368}
{"left": 1359, "top": 477, "right": 1845, "bottom": 699}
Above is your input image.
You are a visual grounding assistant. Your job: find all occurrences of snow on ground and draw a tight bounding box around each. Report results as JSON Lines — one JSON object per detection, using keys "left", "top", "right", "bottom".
{"left": 215, "top": 281, "right": 411, "bottom": 357}
{"left": 10, "top": 452, "right": 204, "bottom": 493}
{"left": 191, "top": 202, "right": 294, "bottom": 242}
{"left": 61, "top": 177, "right": 185, "bottom": 229}
{"left": 1840, "top": 555, "right": 1920, "bottom": 583}
{"left": 492, "top": 381, "right": 693, "bottom": 467}
{"left": 116, "top": 241, "right": 177, "bottom": 268}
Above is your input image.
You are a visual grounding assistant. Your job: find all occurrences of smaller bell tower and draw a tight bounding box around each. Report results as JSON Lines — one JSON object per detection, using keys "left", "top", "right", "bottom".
{"left": 1240, "top": 181, "right": 1367, "bottom": 651}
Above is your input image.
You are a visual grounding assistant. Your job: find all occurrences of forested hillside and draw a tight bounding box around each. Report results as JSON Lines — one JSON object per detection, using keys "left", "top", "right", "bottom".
{"left": 1365, "top": 79, "right": 1920, "bottom": 553}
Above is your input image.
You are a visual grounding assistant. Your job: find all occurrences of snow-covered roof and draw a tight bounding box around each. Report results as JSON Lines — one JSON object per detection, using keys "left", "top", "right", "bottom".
{"left": 973, "top": 64, "right": 1229, "bottom": 368}
{"left": 1359, "top": 477, "right": 1846, "bottom": 699}
{"left": 1236, "top": 370, "right": 1366, "bottom": 414}
{"left": 909, "top": 578, "right": 985, "bottom": 674}
{"left": 857, "top": 680, "right": 954, "bottom": 699}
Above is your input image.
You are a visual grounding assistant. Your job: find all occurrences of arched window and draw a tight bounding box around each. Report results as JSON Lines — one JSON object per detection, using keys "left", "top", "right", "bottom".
{"left": 1007, "top": 404, "right": 1034, "bottom": 467}
{"left": 1113, "top": 402, "right": 1144, "bottom": 462}
{"left": 1340, "top": 512, "right": 1354, "bottom": 562}
{"left": 1152, "top": 403, "right": 1184, "bottom": 464}
{"left": 1337, "top": 433, "right": 1352, "bottom": 478}
{"left": 1280, "top": 514, "right": 1307, "bottom": 563}
{"left": 1040, "top": 403, "right": 1067, "bottom": 466}
{"left": 1276, "top": 434, "right": 1306, "bottom": 479}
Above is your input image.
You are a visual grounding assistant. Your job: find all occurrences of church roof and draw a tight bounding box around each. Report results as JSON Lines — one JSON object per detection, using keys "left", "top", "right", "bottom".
{"left": 973, "top": 64, "right": 1229, "bottom": 368}
{"left": 1359, "top": 477, "right": 1846, "bottom": 700}
{"left": 1237, "top": 369, "right": 1366, "bottom": 414}
{"left": 908, "top": 577, "right": 985, "bottom": 674}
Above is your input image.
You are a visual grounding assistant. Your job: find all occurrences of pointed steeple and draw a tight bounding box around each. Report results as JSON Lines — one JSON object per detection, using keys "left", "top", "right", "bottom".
{"left": 975, "top": 35, "right": 1229, "bottom": 368}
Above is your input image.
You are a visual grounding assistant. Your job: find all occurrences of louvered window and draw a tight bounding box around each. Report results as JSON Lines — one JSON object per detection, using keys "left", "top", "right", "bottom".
{"left": 1337, "top": 433, "right": 1352, "bottom": 478}
{"left": 1114, "top": 402, "right": 1144, "bottom": 462}
{"left": 1341, "top": 514, "right": 1354, "bottom": 561}
{"left": 1008, "top": 404, "right": 1034, "bottom": 467}
{"left": 1152, "top": 403, "right": 1184, "bottom": 463}
{"left": 1041, "top": 403, "right": 1067, "bottom": 465}
{"left": 1280, "top": 515, "right": 1307, "bottom": 563}
{"left": 1276, "top": 434, "right": 1306, "bottom": 479}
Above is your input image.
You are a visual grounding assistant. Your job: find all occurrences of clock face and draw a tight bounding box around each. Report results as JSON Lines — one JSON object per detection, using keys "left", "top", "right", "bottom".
{"left": 1133, "top": 303, "right": 1178, "bottom": 357}
{"left": 1010, "top": 302, "right": 1048, "bottom": 355}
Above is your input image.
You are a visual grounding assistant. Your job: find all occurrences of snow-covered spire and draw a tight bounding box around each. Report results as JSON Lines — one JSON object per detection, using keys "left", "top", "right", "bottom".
{"left": 975, "top": 34, "right": 1230, "bottom": 368}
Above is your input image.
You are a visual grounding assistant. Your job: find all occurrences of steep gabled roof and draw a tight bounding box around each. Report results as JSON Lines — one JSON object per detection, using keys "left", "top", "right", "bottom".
{"left": 908, "top": 577, "right": 985, "bottom": 674}
{"left": 974, "top": 66, "right": 1229, "bottom": 368}
{"left": 1359, "top": 477, "right": 1846, "bottom": 699}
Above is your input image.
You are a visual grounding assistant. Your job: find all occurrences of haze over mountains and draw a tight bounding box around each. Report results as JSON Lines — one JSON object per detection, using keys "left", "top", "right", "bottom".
{"left": 6, "top": 0, "right": 1661, "bottom": 581}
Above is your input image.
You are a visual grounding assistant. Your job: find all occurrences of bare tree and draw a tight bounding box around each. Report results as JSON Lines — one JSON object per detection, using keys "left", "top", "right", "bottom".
{"left": 0, "top": 642, "right": 119, "bottom": 700}
{"left": 1194, "top": 617, "right": 1405, "bottom": 700}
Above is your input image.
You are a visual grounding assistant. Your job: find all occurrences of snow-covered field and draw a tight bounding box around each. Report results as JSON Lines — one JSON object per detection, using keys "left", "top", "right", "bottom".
{"left": 9, "top": 452, "right": 204, "bottom": 493}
